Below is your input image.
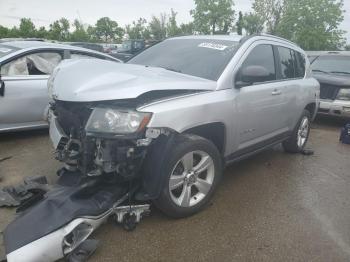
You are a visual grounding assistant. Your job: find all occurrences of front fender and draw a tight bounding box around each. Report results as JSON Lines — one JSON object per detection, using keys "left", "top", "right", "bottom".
{"left": 139, "top": 132, "right": 178, "bottom": 200}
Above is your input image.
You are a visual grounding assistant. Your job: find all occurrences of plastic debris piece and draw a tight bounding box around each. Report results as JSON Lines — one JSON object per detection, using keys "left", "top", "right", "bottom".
{"left": 340, "top": 123, "right": 350, "bottom": 144}
{"left": 0, "top": 188, "right": 20, "bottom": 207}
{"left": 0, "top": 176, "right": 49, "bottom": 208}
{"left": 301, "top": 149, "right": 314, "bottom": 155}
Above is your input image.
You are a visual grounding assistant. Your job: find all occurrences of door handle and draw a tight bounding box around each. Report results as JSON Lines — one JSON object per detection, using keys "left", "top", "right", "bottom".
{"left": 0, "top": 80, "right": 4, "bottom": 97}
{"left": 271, "top": 89, "right": 281, "bottom": 96}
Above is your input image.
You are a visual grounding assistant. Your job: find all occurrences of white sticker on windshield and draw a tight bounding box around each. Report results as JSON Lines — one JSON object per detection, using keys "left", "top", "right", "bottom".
{"left": 0, "top": 48, "right": 12, "bottom": 53}
{"left": 198, "top": 42, "right": 228, "bottom": 51}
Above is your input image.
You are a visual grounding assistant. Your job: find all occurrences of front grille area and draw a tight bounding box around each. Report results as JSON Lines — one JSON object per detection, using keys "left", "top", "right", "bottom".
{"left": 52, "top": 101, "right": 93, "bottom": 137}
{"left": 320, "top": 84, "right": 340, "bottom": 100}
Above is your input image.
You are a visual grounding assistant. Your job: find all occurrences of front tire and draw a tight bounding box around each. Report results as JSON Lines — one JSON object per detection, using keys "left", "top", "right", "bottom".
{"left": 154, "top": 134, "right": 222, "bottom": 218}
{"left": 283, "top": 110, "right": 311, "bottom": 153}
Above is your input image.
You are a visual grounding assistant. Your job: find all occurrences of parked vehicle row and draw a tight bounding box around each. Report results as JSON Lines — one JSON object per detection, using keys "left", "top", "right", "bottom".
{"left": 110, "top": 39, "right": 146, "bottom": 61}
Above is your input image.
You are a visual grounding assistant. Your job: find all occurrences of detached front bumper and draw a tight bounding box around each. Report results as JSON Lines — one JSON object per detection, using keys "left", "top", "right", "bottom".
{"left": 318, "top": 99, "right": 350, "bottom": 118}
{"left": 3, "top": 170, "right": 130, "bottom": 262}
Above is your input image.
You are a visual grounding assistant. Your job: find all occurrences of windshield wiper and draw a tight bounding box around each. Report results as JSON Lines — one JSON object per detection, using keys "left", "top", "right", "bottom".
{"left": 312, "top": 69, "right": 329, "bottom": 74}
{"left": 330, "top": 71, "right": 350, "bottom": 75}
{"left": 162, "top": 67, "right": 182, "bottom": 73}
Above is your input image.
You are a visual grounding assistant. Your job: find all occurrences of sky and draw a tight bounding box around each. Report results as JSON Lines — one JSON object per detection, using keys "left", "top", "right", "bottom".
{"left": 0, "top": 0, "right": 349, "bottom": 43}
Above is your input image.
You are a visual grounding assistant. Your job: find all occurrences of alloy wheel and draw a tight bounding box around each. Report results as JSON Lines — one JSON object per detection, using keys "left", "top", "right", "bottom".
{"left": 169, "top": 150, "right": 215, "bottom": 207}
{"left": 297, "top": 116, "right": 309, "bottom": 148}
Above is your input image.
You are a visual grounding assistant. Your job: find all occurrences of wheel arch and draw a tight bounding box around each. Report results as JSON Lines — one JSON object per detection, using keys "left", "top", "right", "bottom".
{"left": 182, "top": 122, "right": 226, "bottom": 156}
{"left": 305, "top": 102, "right": 317, "bottom": 119}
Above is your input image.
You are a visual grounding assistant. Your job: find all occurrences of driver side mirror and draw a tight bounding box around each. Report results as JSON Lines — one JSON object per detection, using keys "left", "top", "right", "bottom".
{"left": 235, "top": 65, "right": 271, "bottom": 88}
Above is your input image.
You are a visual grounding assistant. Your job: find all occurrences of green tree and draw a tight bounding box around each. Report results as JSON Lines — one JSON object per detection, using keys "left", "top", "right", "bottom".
{"left": 36, "top": 26, "right": 48, "bottom": 39}
{"left": 149, "top": 13, "right": 167, "bottom": 40}
{"left": 179, "top": 22, "right": 195, "bottom": 35}
{"left": 7, "top": 27, "right": 19, "bottom": 38}
{"left": 86, "top": 25, "right": 99, "bottom": 42}
{"left": 277, "top": 0, "right": 345, "bottom": 50}
{"left": 167, "top": 9, "right": 180, "bottom": 37}
{"left": 49, "top": 18, "right": 70, "bottom": 41}
{"left": 18, "top": 18, "right": 36, "bottom": 38}
{"left": 252, "top": 0, "right": 285, "bottom": 34}
{"left": 345, "top": 45, "right": 350, "bottom": 51}
{"left": 94, "top": 17, "right": 123, "bottom": 42}
{"left": 70, "top": 19, "right": 89, "bottom": 41}
{"left": 236, "top": 11, "right": 243, "bottom": 35}
{"left": 242, "top": 12, "right": 264, "bottom": 35}
{"left": 125, "top": 18, "right": 148, "bottom": 39}
{"left": 0, "top": 25, "right": 9, "bottom": 38}
{"left": 191, "top": 0, "right": 235, "bottom": 34}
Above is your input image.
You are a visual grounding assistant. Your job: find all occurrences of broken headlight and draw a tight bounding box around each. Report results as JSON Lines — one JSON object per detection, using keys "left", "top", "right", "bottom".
{"left": 85, "top": 108, "right": 152, "bottom": 135}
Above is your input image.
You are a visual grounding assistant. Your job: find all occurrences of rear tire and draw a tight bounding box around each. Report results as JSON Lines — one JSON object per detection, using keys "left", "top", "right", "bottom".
{"left": 283, "top": 110, "right": 311, "bottom": 153}
{"left": 154, "top": 134, "right": 222, "bottom": 218}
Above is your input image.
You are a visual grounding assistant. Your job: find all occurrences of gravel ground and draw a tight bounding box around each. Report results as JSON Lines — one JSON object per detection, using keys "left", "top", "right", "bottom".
{"left": 0, "top": 116, "right": 349, "bottom": 262}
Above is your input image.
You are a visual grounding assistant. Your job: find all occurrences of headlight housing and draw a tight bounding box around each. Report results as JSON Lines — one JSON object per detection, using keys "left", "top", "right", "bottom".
{"left": 85, "top": 108, "right": 152, "bottom": 135}
{"left": 337, "top": 88, "right": 350, "bottom": 101}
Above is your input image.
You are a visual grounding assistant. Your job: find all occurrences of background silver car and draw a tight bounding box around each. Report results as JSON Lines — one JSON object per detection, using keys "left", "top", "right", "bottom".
{"left": 0, "top": 40, "right": 120, "bottom": 132}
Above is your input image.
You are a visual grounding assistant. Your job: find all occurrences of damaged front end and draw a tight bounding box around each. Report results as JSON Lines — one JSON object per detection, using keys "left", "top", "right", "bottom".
{"left": 3, "top": 99, "right": 173, "bottom": 262}
{"left": 50, "top": 100, "right": 154, "bottom": 178}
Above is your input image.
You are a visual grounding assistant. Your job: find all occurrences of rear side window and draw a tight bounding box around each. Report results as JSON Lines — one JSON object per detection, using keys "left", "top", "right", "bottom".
{"left": 277, "top": 47, "right": 295, "bottom": 79}
{"left": 240, "top": 44, "right": 276, "bottom": 82}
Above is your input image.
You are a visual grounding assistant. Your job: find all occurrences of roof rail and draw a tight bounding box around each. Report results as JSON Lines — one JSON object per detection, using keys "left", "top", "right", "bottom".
{"left": 241, "top": 33, "right": 299, "bottom": 47}
{"left": 260, "top": 33, "right": 300, "bottom": 46}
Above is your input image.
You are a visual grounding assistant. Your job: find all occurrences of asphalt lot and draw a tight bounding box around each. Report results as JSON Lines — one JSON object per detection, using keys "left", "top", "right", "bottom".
{"left": 0, "top": 116, "right": 350, "bottom": 262}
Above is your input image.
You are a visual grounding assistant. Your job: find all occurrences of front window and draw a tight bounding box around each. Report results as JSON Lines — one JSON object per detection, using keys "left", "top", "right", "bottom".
{"left": 238, "top": 44, "right": 276, "bottom": 83}
{"left": 311, "top": 55, "right": 350, "bottom": 75}
{"left": 128, "top": 39, "right": 239, "bottom": 81}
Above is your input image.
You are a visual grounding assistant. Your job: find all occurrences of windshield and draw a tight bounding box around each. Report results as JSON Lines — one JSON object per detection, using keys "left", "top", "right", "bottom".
{"left": 311, "top": 55, "right": 350, "bottom": 74}
{"left": 128, "top": 38, "right": 239, "bottom": 81}
{"left": 0, "top": 44, "right": 19, "bottom": 59}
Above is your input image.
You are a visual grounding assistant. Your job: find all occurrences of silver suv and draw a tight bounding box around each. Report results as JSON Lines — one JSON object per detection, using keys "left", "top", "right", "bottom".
{"left": 4, "top": 35, "right": 320, "bottom": 262}
{"left": 48, "top": 35, "right": 319, "bottom": 217}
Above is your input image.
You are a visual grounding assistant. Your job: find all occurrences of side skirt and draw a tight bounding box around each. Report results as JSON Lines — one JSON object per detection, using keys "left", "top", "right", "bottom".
{"left": 224, "top": 132, "right": 290, "bottom": 166}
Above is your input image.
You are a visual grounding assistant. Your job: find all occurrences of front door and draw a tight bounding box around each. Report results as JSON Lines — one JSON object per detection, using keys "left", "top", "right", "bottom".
{"left": 235, "top": 44, "right": 288, "bottom": 152}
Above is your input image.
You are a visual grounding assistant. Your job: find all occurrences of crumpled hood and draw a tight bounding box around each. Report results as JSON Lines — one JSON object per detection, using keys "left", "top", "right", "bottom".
{"left": 51, "top": 59, "right": 216, "bottom": 102}
{"left": 313, "top": 72, "right": 350, "bottom": 88}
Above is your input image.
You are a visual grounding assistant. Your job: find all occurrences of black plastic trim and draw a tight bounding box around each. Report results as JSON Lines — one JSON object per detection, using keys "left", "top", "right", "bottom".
{"left": 225, "top": 131, "right": 291, "bottom": 165}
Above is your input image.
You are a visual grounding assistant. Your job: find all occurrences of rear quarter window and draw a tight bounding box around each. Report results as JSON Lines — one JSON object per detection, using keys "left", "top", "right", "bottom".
{"left": 276, "top": 46, "right": 305, "bottom": 79}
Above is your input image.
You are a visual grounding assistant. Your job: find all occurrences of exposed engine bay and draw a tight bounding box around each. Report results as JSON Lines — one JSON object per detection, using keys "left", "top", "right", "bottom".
{"left": 49, "top": 98, "right": 175, "bottom": 187}
{"left": 51, "top": 100, "right": 148, "bottom": 178}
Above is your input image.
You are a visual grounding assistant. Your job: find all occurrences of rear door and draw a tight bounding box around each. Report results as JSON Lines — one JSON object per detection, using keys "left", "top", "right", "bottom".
{"left": 235, "top": 43, "right": 289, "bottom": 152}
{"left": 0, "top": 50, "right": 63, "bottom": 130}
{"left": 276, "top": 46, "right": 306, "bottom": 131}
